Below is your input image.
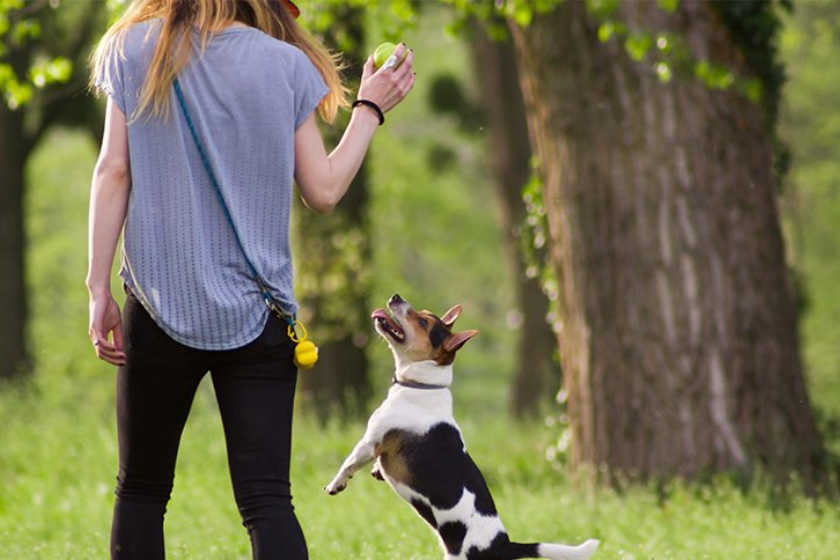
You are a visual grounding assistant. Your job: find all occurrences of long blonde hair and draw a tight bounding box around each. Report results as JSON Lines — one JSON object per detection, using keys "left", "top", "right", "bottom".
{"left": 90, "top": 0, "right": 348, "bottom": 123}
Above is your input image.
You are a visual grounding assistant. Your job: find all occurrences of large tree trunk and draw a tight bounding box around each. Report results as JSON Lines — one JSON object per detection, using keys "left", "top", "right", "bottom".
{"left": 466, "top": 24, "right": 559, "bottom": 418}
{"left": 0, "top": 1, "right": 106, "bottom": 382}
{"left": 0, "top": 105, "right": 30, "bottom": 380}
{"left": 509, "top": 0, "right": 826, "bottom": 487}
{"left": 0, "top": 31, "right": 34, "bottom": 382}
{"left": 296, "top": 8, "right": 371, "bottom": 421}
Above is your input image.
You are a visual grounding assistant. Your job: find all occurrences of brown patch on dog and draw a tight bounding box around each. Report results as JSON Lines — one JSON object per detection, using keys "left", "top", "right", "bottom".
{"left": 376, "top": 429, "right": 415, "bottom": 486}
{"left": 398, "top": 309, "right": 478, "bottom": 366}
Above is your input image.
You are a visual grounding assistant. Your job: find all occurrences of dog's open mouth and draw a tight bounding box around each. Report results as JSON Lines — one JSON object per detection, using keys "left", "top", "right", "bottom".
{"left": 371, "top": 309, "right": 406, "bottom": 343}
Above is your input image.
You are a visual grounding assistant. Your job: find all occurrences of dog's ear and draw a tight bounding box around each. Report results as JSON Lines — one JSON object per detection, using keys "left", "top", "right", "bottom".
{"left": 443, "top": 329, "right": 478, "bottom": 353}
{"left": 441, "top": 304, "right": 462, "bottom": 328}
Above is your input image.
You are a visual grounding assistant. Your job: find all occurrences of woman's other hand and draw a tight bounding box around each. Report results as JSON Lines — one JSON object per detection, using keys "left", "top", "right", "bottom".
{"left": 89, "top": 291, "right": 126, "bottom": 366}
{"left": 357, "top": 43, "right": 415, "bottom": 113}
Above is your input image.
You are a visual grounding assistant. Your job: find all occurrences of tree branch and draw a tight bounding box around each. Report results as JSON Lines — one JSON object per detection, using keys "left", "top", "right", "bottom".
{"left": 32, "top": 0, "right": 106, "bottom": 144}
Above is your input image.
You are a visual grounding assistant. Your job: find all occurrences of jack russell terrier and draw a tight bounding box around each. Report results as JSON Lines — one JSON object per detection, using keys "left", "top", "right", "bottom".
{"left": 325, "top": 294, "right": 599, "bottom": 560}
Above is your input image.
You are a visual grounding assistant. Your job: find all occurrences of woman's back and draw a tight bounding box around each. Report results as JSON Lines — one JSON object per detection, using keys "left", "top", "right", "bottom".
{"left": 99, "top": 20, "right": 327, "bottom": 349}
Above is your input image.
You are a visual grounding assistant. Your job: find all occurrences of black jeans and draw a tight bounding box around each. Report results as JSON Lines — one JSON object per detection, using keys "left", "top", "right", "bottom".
{"left": 111, "top": 293, "right": 307, "bottom": 559}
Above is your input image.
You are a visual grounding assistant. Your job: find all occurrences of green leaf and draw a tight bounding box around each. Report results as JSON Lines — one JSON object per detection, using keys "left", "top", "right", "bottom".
{"left": 0, "top": 62, "right": 16, "bottom": 87}
{"left": 389, "top": 0, "right": 416, "bottom": 25}
{"left": 655, "top": 62, "right": 672, "bottom": 83}
{"left": 444, "top": 18, "right": 465, "bottom": 39}
{"left": 512, "top": 3, "right": 534, "bottom": 27}
{"left": 744, "top": 78, "right": 763, "bottom": 103}
{"left": 0, "top": 13, "right": 10, "bottom": 39}
{"left": 624, "top": 32, "right": 653, "bottom": 62}
{"left": 0, "top": 0, "right": 25, "bottom": 11}
{"left": 694, "top": 60, "right": 735, "bottom": 90}
{"left": 12, "top": 18, "right": 40, "bottom": 43}
{"left": 598, "top": 22, "right": 615, "bottom": 43}
{"left": 28, "top": 56, "right": 73, "bottom": 88}
{"left": 657, "top": 0, "right": 679, "bottom": 14}
{"left": 586, "top": 0, "right": 619, "bottom": 19}
{"left": 4, "top": 79, "right": 32, "bottom": 109}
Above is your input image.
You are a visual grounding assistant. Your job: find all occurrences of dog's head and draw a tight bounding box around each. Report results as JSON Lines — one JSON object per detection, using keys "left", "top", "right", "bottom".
{"left": 372, "top": 294, "right": 478, "bottom": 366}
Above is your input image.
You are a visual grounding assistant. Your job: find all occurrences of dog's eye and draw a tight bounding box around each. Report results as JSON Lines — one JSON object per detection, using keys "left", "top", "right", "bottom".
{"left": 419, "top": 318, "right": 428, "bottom": 329}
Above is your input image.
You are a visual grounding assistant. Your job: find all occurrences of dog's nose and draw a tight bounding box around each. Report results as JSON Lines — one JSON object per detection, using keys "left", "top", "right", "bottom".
{"left": 390, "top": 294, "right": 405, "bottom": 305}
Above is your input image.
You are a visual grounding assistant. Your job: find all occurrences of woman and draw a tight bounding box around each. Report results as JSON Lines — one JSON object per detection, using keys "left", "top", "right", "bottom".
{"left": 86, "top": 0, "right": 414, "bottom": 557}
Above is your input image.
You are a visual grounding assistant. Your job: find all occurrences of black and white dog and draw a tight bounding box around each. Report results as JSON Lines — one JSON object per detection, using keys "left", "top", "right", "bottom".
{"left": 325, "top": 295, "right": 598, "bottom": 560}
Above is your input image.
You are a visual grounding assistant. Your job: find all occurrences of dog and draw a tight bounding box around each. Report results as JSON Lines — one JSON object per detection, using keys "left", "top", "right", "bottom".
{"left": 325, "top": 294, "right": 599, "bottom": 560}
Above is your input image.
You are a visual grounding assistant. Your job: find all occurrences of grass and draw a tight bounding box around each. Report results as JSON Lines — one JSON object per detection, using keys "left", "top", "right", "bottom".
{"left": 3, "top": 371, "right": 840, "bottom": 559}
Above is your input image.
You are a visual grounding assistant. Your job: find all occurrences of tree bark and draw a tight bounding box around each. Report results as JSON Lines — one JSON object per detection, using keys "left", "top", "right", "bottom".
{"left": 296, "top": 7, "right": 371, "bottom": 421}
{"left": 0, "top": 0, "right": 107, "bottom": 381}
{"left": 466, "top": 24, "right": 559, "bottom": 418}
{"left": 509, "top": 0, "right": 826, "bottom": 488}
{"left": 0, "top": 104, "right": 31, "bottom": 380}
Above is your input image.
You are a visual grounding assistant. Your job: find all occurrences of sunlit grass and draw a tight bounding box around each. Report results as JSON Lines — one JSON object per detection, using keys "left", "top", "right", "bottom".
{"left": 3, "top": 371, "right": 840, "bottom": 559}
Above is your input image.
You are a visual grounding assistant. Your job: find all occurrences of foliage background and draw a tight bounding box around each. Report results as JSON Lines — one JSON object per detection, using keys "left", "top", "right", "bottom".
{"left": 2, "top": 1, "right": 840, "bottom": 558}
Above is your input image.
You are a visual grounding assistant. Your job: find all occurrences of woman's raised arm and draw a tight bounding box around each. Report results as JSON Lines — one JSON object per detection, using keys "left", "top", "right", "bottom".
{"left": 294, "top": 44, "right": 415, "bottom": 213}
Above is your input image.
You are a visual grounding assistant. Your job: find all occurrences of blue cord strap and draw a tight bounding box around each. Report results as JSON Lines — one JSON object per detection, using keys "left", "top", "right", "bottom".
{"left": 173, "top": 79, "right": 294, "bottom": 326}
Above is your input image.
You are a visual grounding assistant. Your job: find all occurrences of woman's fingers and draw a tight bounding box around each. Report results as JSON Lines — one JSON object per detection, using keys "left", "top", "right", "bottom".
{"left": 402, "top": 70, "right": 416, "bottom": 97}
{"left": 383, "top": 43, "right": 408, "bottom": 71}
{"left": 89, "top": 295, "right": 126, "bottom": 366}
{"left": 112, "top": 322, "right": 125, "bottom": 353}
{"left": 97, "top": 345, "right": 126, "bottom": 366}
{"left": 393, "top": 47, "right": 414, "bottom": 78}
{"left": 362, "top": 55, "right": 375, "bottom": 81}
{"left": 91, "top": 329, "right": 126, "bottom": 365}
{"left": 91, "top": 332, "right": 115, "bottom": 352}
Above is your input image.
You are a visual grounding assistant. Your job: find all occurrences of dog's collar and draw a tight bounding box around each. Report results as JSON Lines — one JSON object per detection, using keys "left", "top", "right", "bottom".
{"left": 391, "top": 376, "right": 449, "bottom": 390}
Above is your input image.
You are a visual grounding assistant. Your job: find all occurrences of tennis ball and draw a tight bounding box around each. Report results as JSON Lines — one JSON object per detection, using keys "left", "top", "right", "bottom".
{"left": 373, "top": 42, "right": 406, "bottom": 69}
{"left": 294, "top": 340, "right": 319, "bottom": 370}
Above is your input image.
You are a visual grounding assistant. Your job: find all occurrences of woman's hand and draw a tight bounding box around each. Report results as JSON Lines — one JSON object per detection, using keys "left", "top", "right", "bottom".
{"left": 293, "top": 44, "right": 415, "bottom": 213}
{"left": 88, "top": 290, "right": 126, "bottom": 366}
{"left": 356, "top": 43, "right": 415, "bottom": 113}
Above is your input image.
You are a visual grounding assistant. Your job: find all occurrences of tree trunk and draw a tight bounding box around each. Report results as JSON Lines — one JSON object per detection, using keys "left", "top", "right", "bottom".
{"left": 296, "top": 8, "right": 371, "bottom": 421}
{"left": 466, "top": 24, "right": 559, "bottom": 418}
{"left": 509, "top": 0, "right": 827, "bottom": 488}
{"left": 0, "top": 106, "right": 30, "bottom": 381}
{"left": 0, "top": 46, "right": 32, "bottom": 381}
{"left": 0, "top": 1, "right": 107, "bottom": 382}
{"left": 294, "top": 203, "right": 372, "bottom": 422}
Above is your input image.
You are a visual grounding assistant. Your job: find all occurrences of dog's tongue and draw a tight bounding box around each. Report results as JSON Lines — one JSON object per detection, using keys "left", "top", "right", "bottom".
{"left": 371, "top": 309, "right": 404, "bottom": 337}
{"left": 371, "top": 309, "right": 390, "bottom": 321}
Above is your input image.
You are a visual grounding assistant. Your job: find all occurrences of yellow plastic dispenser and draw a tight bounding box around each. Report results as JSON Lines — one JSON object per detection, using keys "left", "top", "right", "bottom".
{"left": 288, "top": 321, "right": 319, "bottom": 370}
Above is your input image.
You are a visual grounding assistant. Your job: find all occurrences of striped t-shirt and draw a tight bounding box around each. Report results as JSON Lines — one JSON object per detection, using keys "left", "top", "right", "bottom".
{"left": 95, "top": 20, "right": 328, "bottom": 349}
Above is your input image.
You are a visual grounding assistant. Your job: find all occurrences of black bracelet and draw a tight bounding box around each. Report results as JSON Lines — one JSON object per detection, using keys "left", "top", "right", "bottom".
{"left": 352, "top": 99, "right": 385, "bottom": 126}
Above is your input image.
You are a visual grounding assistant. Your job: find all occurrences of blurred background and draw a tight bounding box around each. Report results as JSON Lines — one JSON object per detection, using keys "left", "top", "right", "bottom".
{"left": 2, "top": 0, "right": 840, "bottom": 557}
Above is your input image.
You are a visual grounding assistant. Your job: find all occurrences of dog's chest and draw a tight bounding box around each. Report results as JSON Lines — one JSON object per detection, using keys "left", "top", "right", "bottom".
{"left": 376, "top": 422, "right": 498, "bottom": 516}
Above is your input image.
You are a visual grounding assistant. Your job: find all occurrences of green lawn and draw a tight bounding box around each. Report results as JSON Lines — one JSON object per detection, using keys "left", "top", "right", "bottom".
{"left": 3, "top": 371, "right": 840, "bottom": 559}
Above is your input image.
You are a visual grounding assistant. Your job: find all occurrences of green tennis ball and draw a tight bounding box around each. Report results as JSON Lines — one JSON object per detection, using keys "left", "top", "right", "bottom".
{"left": 373, "top": 42, "right": 406, "bottom": 69}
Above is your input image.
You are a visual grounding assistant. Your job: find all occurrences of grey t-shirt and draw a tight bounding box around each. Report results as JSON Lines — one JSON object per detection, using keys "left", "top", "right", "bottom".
{"left": 95, "top": 20, "right": 328, "bottom": 350}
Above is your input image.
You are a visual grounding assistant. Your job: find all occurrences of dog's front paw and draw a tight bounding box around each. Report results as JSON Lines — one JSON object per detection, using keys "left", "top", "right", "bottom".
{"left": 324, "top": 478, "right": 347, "bottom": 495}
